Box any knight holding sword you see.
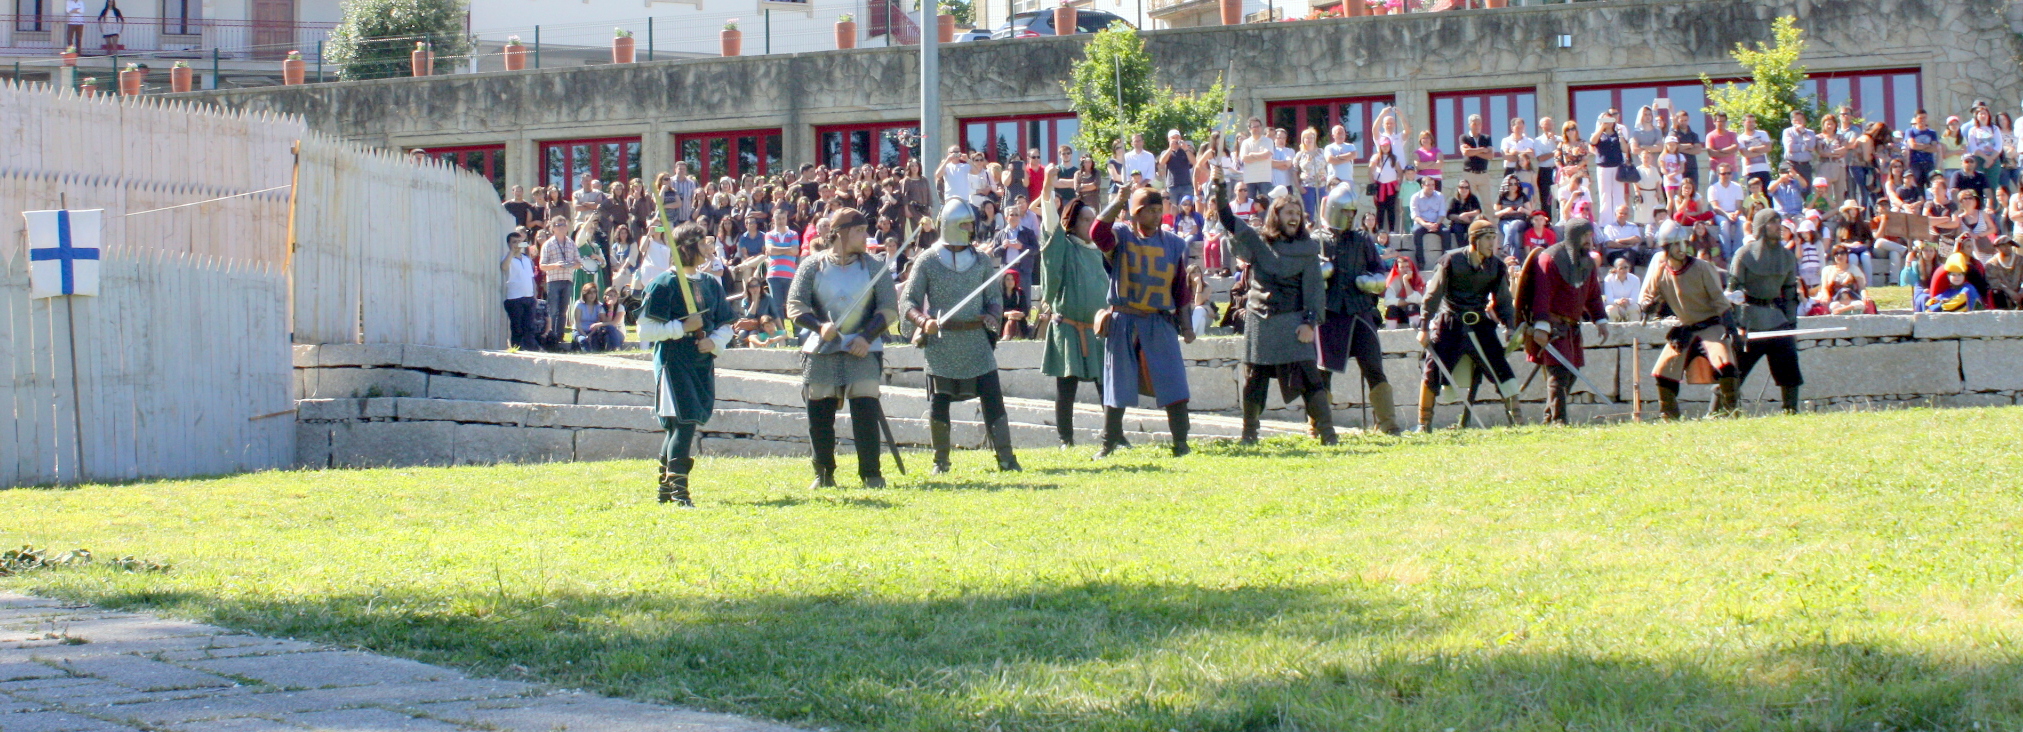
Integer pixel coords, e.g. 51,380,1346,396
786,208,901,489
1512,217,1611,425
1416,220,1523,431
1727,209,1806,415
902,197,1024,474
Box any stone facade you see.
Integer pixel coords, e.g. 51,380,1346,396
174,0,2018,187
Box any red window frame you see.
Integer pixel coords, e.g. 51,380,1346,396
412,144,505,197
1567,78,1744,137
958,113,1080,165
1802,68,1923,128
539,136,642,194
675,128,784,183
1430,87,1538,159
1264,95,1396,156
815,121,920,171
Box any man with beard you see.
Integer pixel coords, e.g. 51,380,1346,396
786,208,899,488
1316,183,1399,434
1417,220,1522,431
1212,172,1332,445
1513,218,1611,424
1639,219,1738,419
903,198,1021,474
1089,183,1196,458
1727,209,1804,414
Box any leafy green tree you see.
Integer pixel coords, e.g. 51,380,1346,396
940,0,973,27
1701,15,1828,166
325,0,472,81
1063,26,1227,163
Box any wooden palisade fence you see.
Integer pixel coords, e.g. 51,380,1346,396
0,80,510,486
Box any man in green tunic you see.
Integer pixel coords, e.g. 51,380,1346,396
636,222,736,506
1037,166,1107,446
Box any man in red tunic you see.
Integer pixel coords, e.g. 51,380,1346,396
1513,218,1610,424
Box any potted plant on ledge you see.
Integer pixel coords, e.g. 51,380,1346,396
835,13,856,49
410,41,433,76
170,60,192,92
281,50,305,85
721,19,741,57
504,35,526,70
119,62,143,95
936,3,956,42
612,27,635,63
1055,0,1076,35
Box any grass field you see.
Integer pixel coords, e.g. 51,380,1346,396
5,408,2022,731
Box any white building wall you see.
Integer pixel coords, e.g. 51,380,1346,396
465,0,904,57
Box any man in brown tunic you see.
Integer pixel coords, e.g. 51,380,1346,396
1638,227,1737,419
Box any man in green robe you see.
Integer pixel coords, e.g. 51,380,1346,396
636,222,736,506
1036,168,1107,446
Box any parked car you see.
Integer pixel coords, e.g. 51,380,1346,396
988,9,1133,39
954,26,993,42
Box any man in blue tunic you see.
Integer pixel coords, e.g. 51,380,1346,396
1089,184,1195,458
635,222,736,506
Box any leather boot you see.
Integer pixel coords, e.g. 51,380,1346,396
1304,391,1337,446
1781,385,1801,415
1054,381,1077,447
849,397,887,488
664,458,694,507
1368,381,1400,435
1166,402,1191,457
656,469,677,504
1657,382,1682,420
1095,407,1130,459
988,418,1021,472
1238,397,1263,445
808,399,839,488
1415,383,1438,433
1711,377,1740,418
929,420,953,474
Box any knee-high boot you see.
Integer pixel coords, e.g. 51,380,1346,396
1656,378,1682,420
1165,401,1191,457
807,399,839,488
1367,381,1399,435
1710,377,1739,418
1416,382,1438,433
1303,390,1337,445
1095,406,1129,459
1239,371,1268,445
988,417,1021,472
1781,385,1801,415
663,458,694,507
929,419,953,474
1054,378,1078,447
848,397,887,488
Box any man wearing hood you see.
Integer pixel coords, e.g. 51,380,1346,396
1513,218,1610,424
1213,169,1333,444
1728,209,1805,414
1639,215,1738,419
903,198,1020,474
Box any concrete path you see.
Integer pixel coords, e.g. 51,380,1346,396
0,593,793,732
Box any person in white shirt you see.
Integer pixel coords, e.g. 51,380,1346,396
64,0,86,51
934,146,973,203
1122,133,1159,186
1600,257,1643,322
1407,178,1450,266
1270,128,1297,191
1780,109,1818,182
501,231,541,351
1598,203,1647,266
1738,113,1774,191
1324,124,1359,190
1533,116,1560,219
1238,116,1277,199
1500,117,1534,192
1705,162,1747,260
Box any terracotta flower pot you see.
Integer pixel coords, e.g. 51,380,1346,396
119,68,142,95
281,57,305,85
1054,5,1076,35
61,51,78,66
835,20,857,49
503,44,526,70
79,78,97,95
170,65,192,92
410,48,432,76
936,14,954,42
1219,0,1241,24
720,29,742,57
1372,4,1388,14
1484,0,1505,6
611,35,635,63
1344,0,1363,16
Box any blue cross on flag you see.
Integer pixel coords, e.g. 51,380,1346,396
23,209,103,299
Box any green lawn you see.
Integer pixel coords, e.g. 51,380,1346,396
5,409,2023,731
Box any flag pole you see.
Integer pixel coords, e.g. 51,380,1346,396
59,192,86,483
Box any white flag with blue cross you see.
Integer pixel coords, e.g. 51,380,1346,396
23,209,103,299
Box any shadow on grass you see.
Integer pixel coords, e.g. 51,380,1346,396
1028,463,1167,475
897,478,1063,492
720,495,900,509
70,581,2023,732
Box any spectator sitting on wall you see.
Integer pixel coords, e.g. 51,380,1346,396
1601,256,1642,322
572,283,621,352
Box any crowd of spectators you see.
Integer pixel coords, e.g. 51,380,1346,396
497,98,2023,351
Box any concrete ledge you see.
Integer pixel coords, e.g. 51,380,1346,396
402,344,555,385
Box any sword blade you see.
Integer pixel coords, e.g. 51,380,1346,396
1463,329,1513,400
1425,349,1489,429
1744,326,1847,341
936,248,1029,322
876,409,906,475
1538,340,1620,406
802,253,901,354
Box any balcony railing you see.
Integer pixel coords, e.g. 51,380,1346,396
3,15,337,60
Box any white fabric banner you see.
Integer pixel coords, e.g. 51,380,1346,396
24,209,104,299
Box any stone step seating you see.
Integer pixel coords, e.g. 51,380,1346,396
293,344,1306,468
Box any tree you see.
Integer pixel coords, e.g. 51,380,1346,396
325,0,472,81
1701,15,1827,167
940,0,973,27
1062,26,1227,163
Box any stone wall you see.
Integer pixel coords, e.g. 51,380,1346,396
173,0,2017,188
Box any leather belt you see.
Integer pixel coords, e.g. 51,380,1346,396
1057,316,1095,357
